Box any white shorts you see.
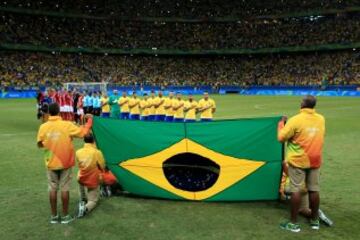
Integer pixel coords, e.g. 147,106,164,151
60,106,66,112
77,108,84,115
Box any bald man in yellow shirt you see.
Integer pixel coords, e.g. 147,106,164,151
184,94,198,122
172,93,185,122
198,92,216,121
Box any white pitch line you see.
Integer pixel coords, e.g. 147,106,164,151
0,131,35,137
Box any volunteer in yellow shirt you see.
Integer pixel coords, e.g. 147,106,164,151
37,103,93,224
118,91,130,120
172,93,185,122
164,91,175,122
140,93,150,121
100,92,110,118
154,91,166,121
129,92,141,120
76,133,105,218
184,94,198,122
198,92,216,121
277,95,325,232
148,90,156,121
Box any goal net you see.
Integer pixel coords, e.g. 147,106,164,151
63,82,108,93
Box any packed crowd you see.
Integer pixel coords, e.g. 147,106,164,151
1,51,358,91
1,12,359,49
2,0,359,18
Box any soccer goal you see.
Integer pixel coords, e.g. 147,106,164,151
63,82,108,93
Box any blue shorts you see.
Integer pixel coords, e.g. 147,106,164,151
141,116,149,121
120,112,130,120
148,115,155,121
173,118,184,122
165,116,174,122
155,115,166,121
130,114,140,120
184,119,196,123
201,118,213,122
101,112,110,118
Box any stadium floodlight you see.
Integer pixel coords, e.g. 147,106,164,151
63,82,108,93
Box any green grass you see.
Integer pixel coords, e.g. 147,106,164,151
0,95,360,240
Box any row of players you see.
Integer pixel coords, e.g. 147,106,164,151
38,89,216,122
95,90,216,122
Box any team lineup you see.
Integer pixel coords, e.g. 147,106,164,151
38,89,216,123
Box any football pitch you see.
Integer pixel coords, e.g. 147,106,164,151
0,95,359,240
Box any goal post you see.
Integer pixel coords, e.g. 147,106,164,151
63,82,108,93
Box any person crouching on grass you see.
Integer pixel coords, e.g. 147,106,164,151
76,133,105,218
37,103,93,224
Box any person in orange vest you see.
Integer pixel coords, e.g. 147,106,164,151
76,133,105,218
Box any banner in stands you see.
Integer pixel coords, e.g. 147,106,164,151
92,117,283,201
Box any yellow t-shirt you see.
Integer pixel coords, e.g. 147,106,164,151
148,97,156,116
278,108,325,169
184,100,198,120
100,97,110,113
165,97,175,117
140,99,150,117
154,96,166,115
76,143,105,188
198,98,216,119
129,97,141,115
118,97,130,113
172,99,185,119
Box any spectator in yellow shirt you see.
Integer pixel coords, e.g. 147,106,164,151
164,91,175,122
278,95,325,232
129,91,141,120
172,93,185,122
184,94,198,122
118,91,130,120
154,91,166,121
198,92,216,121
140,93,150,121
37,103,93,224
76,133,105,218
100,92,110,118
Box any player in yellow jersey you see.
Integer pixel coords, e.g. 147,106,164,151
118,91,130,119
140,93,150,121
100,92,110,118
154,91,166,121
164,91,175,122
128,91,141,120
172,92,185,122
198,92,216,121
184,94,198,122
148,90,156,121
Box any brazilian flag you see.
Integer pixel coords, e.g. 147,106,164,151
92,117,283,201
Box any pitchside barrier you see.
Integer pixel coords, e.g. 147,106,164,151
92,116,283,201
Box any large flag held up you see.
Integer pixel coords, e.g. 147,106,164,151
92,117,283,201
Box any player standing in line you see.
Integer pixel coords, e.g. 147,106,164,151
184,94,198,122
154,91,166,121
108,90,120,118
76,133,105,218
92,92,101,117
164,91,175,122
128,92,141,120
76,92,85,125
172,93,185,122
100,92,110,118
140,93,150,121
198,92,216,121
118,91,130,119
147,90,156,121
